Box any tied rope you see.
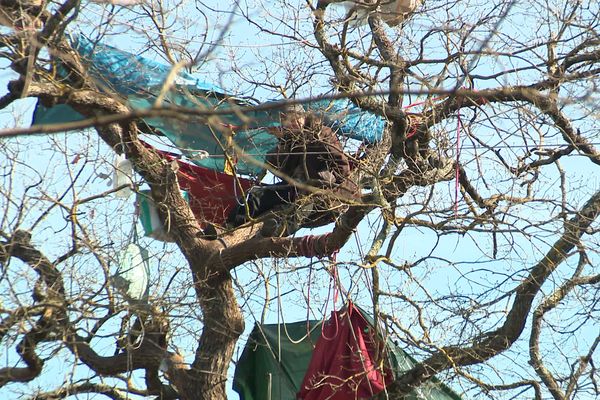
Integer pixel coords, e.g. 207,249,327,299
403,95,445,139
401,96,469,215
297,233,334,258
321,253,341,341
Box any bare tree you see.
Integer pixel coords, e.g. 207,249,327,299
0,0,599,399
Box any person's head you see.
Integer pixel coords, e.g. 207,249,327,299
279,103,306,131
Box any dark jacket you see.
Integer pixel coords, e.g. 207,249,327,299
266,116,358,199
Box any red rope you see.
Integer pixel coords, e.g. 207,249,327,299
403,96,446,140
405,114,420,139
331,263,339,306
403,95,446,110
298,234,334,258
297,235,312,257
306,264,313,337
321,264,340,340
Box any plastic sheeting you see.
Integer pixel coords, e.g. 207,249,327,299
111,243,150,301
233,305,463,400
306,98,385,143
113,154,133,198
32,35,386,176
32,34,278,175
137,189,190,242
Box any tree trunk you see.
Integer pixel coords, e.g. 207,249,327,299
177,269,244,400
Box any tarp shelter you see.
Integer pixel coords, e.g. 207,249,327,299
32,35,386,176
234,306,463,400
234,320,322,400
32,34,278,176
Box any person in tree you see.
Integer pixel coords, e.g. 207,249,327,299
227,104,358,236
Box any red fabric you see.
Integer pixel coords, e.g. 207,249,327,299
151,146,255,226
298,303,394,400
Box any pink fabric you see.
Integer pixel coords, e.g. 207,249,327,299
298,303,394,400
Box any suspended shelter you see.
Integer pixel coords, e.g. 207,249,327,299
32,34,277,175
32,35,386,177
234,303,463,400
31,35,388,238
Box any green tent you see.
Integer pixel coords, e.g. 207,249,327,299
233,318,463,400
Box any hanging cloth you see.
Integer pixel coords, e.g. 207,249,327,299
145,144,256,227
137,189,190,241
297,302,394,400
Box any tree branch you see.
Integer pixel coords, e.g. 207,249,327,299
27,383,130,400
386,188,600,397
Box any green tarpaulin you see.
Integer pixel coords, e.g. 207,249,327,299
234,318,463,400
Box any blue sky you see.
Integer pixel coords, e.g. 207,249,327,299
1,1,599,399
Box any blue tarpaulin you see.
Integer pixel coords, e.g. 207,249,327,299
306,98,385,143
32,35,386,176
